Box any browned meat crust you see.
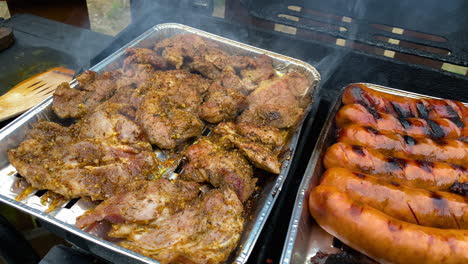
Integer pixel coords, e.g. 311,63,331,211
199,83,246,123
181,138,256,202
76,179,200,228
8,104,157,200
238,71,311,128
116,188,244,264
214,122,286,174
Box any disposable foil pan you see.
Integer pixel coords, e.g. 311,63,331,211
0,23,321,264
280,83,468,264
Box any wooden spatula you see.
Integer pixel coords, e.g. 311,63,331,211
0,67,75,121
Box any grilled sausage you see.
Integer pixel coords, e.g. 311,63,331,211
323,142,468,191
320,168,468,229
336,104,465,139
338,124,468,167
342,83,468,121
309,185,468,264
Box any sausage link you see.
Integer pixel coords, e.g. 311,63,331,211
337,124,468,167
320,168,468,229
342,83,468,121
336,104,464,139
323,142,468,191
309,185,468,264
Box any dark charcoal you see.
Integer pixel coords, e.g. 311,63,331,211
449,181,468,196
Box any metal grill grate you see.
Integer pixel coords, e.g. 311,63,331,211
240,0,468,75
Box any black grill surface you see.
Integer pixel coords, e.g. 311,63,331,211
240,0,468,66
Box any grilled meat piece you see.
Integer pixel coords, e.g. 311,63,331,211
155,34,223,69
8,104,157,200
235,122,287,148
137,99,204,149
240,54,275,91
238,72,310,128
181,138,256,202
76,179,200,229
155,34,274,93
52,71,118,119
214,122,285,174
219,67,249,94
199,83,246,123
115,188,244,264
123,48,167,69
135,71,209,149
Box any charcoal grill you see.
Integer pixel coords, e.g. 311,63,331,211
2,0,468,263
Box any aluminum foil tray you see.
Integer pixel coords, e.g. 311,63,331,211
281,83,468,264
0,23,321,264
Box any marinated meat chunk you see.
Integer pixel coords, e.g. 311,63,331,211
155,34,267,86
240,54,275,91
123,48,167,69
220,67,249,94
52,71,118,119
135,70,210,149
239,104,304,128
214,122,284,174
210,55,254,71
199,83,246,123
115,188,244,264
119,64,157,88
75,70,96,86
155,34,222,69
181,138,256,202
235,122,287,148
8,104,157,200
150,70,210,112
238,72,311,128
76,179,200,228
137,100,204,149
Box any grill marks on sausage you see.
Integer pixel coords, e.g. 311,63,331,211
390,181,400,187
427,119,446,139
351,145,365,157
391,101,413,118
450,117,464,128
414,160,434,173
365,106,381,120
387,221,403,232
449,181,468,196
444,104,459,119
365,126,380,135
386,157,407,171
353,172,366,179
403,135,416,146
416,102,430,119
450,212,461,229
406,202,420,225
398,118,412,130
430,192,448,212
351,86,369,107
